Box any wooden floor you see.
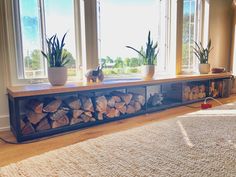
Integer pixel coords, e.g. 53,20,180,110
1,95,236,167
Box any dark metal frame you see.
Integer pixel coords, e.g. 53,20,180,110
8,77,231,142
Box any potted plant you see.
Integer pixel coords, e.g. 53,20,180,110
41,33,70,86
192,39,213,74
126,31,159,80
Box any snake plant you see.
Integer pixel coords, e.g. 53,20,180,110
192,39,213,64
41,33,70,67
126,31,159,65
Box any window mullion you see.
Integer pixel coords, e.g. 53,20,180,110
13,0,25,79
38,0,47,76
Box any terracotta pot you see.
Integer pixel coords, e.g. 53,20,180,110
142,65,155,80
199,63,210,74
48,67,67,86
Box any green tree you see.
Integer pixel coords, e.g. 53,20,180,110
63,49,75,68
24,55,32,69
124,57,131,67
114,57,124,68
105,56,114,63
31,50,41,70
129,57,140,67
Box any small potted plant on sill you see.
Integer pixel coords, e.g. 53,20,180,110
193,39,213,74
126,31,159,80
41,33,70,86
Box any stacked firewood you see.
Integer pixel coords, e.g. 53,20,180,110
69,96,96,125
21,96,96,135
183,84,206,101
95,91,145,120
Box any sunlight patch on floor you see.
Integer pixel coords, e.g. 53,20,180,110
179,109,236,118
228,140,236,148
177,120,194,148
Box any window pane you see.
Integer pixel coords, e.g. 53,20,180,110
44,0,76,78
97,0,168,78
19,0,45,79
182,0,198,72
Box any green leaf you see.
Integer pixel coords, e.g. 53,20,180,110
126,46,146,59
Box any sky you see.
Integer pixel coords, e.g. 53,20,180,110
20,0,76,57
98,0,160,59
19,0,194,60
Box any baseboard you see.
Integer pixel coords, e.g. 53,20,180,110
0,115,10,131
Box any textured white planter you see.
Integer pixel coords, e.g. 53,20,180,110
48,67,67,86
199,63,210,74
142,65,155,80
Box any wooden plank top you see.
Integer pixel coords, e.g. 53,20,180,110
7,72,232,98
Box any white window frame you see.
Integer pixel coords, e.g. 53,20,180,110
12,0,85,83
9,0,209,85
95,0,173,78
157,0,172,75
181,0,203,74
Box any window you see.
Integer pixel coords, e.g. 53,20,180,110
182,0,201,73
11,0,207,82
14,0,77,79
97,0,170,78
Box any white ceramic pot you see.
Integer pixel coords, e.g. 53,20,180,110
142,65,155,80
48,67,67,86
199,63,210,74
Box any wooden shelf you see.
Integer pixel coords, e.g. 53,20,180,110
7,72,232,98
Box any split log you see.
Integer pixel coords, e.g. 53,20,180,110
98,112,104,120
65,97,82,110
134,101,142,112
106,107,120,118
27,99,43,113
111,91,132,105
27,111,47,125
80,114,92,123
95,96,107,113
131,93,145,106
117,105,127,114
129,100,142,111
84,111,93,117
52,114,69,128
22,122,35,135
20,120,25,129
113,96,121,103
115,102,125,109
80,96,94,112
126,105,136,114
106,96,116,107
90,117,96,122
36,118,51,131
70,117,84,125
43,99,62,113
50,109,68,121
73,109,84,118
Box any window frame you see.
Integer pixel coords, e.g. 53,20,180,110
181,0,205,74
12,0,84,83
96,0,173,78
8,0,209,85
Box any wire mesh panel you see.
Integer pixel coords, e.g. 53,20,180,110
18,92,96,136
94,87,146,121
147,83,182,112
182,80,208,103
209,79,223,98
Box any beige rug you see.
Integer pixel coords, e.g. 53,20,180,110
1,103,236,177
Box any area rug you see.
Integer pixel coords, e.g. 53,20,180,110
1,103,236,177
